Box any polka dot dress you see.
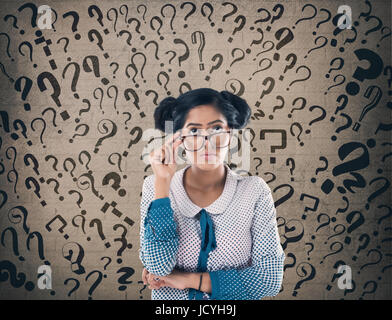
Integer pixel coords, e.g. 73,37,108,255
139,163,286,300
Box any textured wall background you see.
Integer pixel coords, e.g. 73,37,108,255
0,0,391,300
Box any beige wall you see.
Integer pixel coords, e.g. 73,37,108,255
0,0,390,299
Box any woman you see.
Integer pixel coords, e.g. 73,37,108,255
139,88,285,300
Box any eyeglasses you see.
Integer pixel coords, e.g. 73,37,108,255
180,130,231,151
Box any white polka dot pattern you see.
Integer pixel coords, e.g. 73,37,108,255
140,197,179,276
139,163,286,300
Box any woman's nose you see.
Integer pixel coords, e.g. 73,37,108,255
204,137,211,150
204,138,216,153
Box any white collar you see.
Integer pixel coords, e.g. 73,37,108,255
171,163,245,218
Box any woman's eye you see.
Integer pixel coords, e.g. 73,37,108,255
189,128,199,134
206,126,223,135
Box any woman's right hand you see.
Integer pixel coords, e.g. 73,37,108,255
149,130,183,182
142,267,165,290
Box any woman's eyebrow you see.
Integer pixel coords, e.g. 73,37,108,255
185,119,224,127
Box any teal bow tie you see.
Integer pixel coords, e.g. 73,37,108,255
189,209,217,300
198,209,217,259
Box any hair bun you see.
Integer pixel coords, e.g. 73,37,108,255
220,90,251,128
153,96,177,132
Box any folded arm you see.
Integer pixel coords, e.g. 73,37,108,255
139,176,179,276
207,179,286,300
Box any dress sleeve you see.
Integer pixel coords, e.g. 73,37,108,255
139,175,179,276
208,178,286,300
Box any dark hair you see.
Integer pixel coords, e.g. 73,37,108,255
153,88,251,133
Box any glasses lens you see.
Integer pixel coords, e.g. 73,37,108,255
210,132,230,148
183,132,230,151
184,135,204,151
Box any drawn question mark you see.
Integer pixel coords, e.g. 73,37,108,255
180,2,196,28
377,26,392,48
63,11,81,40
14,76,33,111
358,249,382,274
292,262,316,296
62,61,81,99
117,266,134,291
320,140,372,195
227,15,246,43
4,14,24,34
101,256,112,271
64,278,80,297
69,123,89,143
325,57,344,79
161,4,176,35
27,231,50,266
94,119,117,153
110,62,119,78
320,241,343,264
62,242,86,275
7,205,30,235
305,105,326,134
191,31,205,71
292,4,317,29
88,218,110,248
1,226,25,261
360,281,377,300
137,280,147,299
254,157,262,174
107,7,119,33
113,224,132,264
286,158,295,181
304,36,328,59
352,233,370,261
311,156,328,184
18,41,36,68
0,260,34,291
201,2,214,27
305,243,314,260
37,71,62,107
0,32,14,61
205,53,223,81
85,270,104,300
287,65,311,91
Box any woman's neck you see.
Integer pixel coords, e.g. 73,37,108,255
184,164,227,192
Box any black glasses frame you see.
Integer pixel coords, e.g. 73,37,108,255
180,130,232,151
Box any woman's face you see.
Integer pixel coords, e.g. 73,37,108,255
180,105,232,170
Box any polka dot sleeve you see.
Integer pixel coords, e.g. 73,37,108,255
139,175,179,276
208,179,286,300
